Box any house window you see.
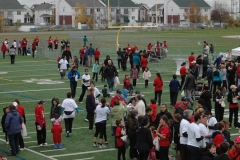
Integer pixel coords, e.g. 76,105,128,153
132,16,135,20
90,9,94,14
205,9,208,12
116,9,120,14
171,9,173,12
132,8,135,12
63,8,65,12
97,8,100,12
124,9,128,14
8,11,12,15
111,8,115,12
17,11,21,15
16,19,21,23
97,17,100,20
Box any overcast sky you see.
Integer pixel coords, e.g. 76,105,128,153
18,0,229,8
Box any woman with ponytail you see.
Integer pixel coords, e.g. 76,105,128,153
153,72,163,106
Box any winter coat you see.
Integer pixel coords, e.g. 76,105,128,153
51,125,62,144
123,78,131,89
86,94,96,113
68,70,80,82
92,64,99,73
153,77,163,91
117,50,122,60
202,57,209,68
135,127,153,151
50,105,62,119
121,89,129,103
200,90,212,110
9,48,16,55
182,73,195,90
206,68,213,80
127,114,138,135
169,79,180,92
109,105,128,126
154,111,173,128
87,46,95,56
212,70,222,82
5,109,22,135
1,44,7,52
228,146,240,160
131,68,138,79
133,55,140,65
141,57,148,68
104,64,117,78
142,71,151,80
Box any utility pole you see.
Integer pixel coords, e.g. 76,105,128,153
93,0,95,40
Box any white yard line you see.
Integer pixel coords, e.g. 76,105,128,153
75,157,94,160
23,137,31,139
40,148,66,153
28,144,53,148
50,148,116,158
24,141,37,144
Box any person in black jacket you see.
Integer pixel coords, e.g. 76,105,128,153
200,86,212,114
175,97,193,117
227,61,237,91
202,54,209,78
103,55,113,66
222,120,234,148
213,87,224,121
62,47,72,70
50,98,62,119
121,49,128,71
135,117,153,160
215,142,232,160
86,88,96,130
104,60,117,92
117,48,122,69
143,107,153,127
1,107,9,144
173,113,182,160
201,143,217,160
154,103,173,128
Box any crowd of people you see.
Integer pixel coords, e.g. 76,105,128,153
2,37,240,160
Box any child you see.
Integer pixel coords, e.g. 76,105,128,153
150,99,157,122
72,56,79,69
27,47,31,55
142,67,151,88
102,85,110,98
115,119,126,160
99,63,106,82
123,75,130,89
1,107,9,144
51,119,63,149
130,65,138,88
92,61,99,82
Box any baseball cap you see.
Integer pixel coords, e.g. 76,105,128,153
13,102,18,107
135,90,141,94
116,89,122,94
235,136,240,144
130,109,138,116
181,97,189,101
230,85,237,89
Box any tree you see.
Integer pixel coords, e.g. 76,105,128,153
74,3,93,29
0,14,5,32
211,3,229,26
184,3,202,23
202,15,210,25
50,9,55,24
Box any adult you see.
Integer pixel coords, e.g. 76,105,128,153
129,50,134,70
153,72,163,106
187,113,203,160
196,55,202,78
202,54,209,78
227,85,239,129
9,45,16,64
221,64,227,90
35,100,47,147
61,39,66,52
190,61,198,80
127,109,138,160
68,66,80,99
228,60,237,90
62,92,79,137
104,60,117,92
87,43,95,67
94,47,100,63
210,44,214,60
154,103,173,128
212,122,225,154
104,55,113,66
169,74,180,107
182,68,196,106
34,36,40,47
14,99,26,150
212,66,222,93
179,62,187,90
222,120,234,148
117,48,122,69
62,47,72,70
54,37,59,51
79,46,85,65
188,52,195,69
1,42,7,59
179,110,193,160
213,55,223,68
201,143,217,160
110,90,127,107
32,42,36,58
133,52,140,72
135,94,145,117
17,40,22,55
126,44,132,55
175,97,193,116
78,69,90,103
155,41,161,57
206,65,213,91
93,98,110,148
173,114,182,160
48,36,53,51
86,88,96,131
128,91,147,107
205,110,217,136
21,38,27,56
121,49,128,71
156,115,171,160
58,55,68,80
4,104,22,156
140,55,148,72
199,114,210,148
228,137,240,160
12,40,17,49
110,100,128,148
50,98,62,119
200,86,213,114
213,87,225,120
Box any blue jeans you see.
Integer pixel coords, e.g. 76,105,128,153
8,132,20,155
107,77,114,91
184,89,194,105
2,51,5,58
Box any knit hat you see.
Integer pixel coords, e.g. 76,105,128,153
130,109,138,116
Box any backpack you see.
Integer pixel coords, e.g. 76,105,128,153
213,70,219,77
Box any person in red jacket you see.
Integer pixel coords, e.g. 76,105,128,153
147,43,153,56
155,41,161,57
123,75,131,89
32,42,36,58
110,90,127,107
34,36,40,47
51,119,62,149
48,36,53,51
115,119,126,160
133,44,138,53
79,46,85,65
153,72,163,106
1,42,7,58
35,100,47,147
156,115,170,160
188,52,195,69
94,48,100,63
141,55,148,72
179,62,187,90
21,38,27,56
228,136,240,160
150,99,157,122
54,37,59,51
126,44,132,55
212,122,225,155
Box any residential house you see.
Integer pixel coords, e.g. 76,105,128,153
163,0,211,25
22,5,33,23
150,4,164,25
34,2,54,25
0,0,25,25
135,3,152,25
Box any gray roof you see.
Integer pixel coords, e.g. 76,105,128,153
65,0,105,7
40,14,51,17
0,0,24,10
31,4,40,9
101,0,138,7
34,3,53,10
151,4,163,10
172,0,211,8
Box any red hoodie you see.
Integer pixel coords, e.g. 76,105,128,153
123,78,130,89
35,106,46,127
1,44,7,52
150,104,157,122
94,49,100,59
141,57,148,68
153,77,163,91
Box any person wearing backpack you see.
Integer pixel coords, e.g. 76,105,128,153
212,66,222,94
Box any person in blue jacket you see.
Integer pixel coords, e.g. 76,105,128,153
133,53,140,73
68,65,80,99
169,74,180,107
121,89,129,103
5,104,22,156
212,66,222,93
214,55,223,68
83,35,88,45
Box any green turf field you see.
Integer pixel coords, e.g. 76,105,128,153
0,28,240,160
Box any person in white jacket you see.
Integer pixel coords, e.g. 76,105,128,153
135,94,145,117
142,67,151,88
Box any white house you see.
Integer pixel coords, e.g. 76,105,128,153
0,0,25,25
34,2,54,25
22,5,33,23
163,0,211,25
150,4,164,24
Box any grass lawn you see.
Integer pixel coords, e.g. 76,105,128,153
0,28,240,160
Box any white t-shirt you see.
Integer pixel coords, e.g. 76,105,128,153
13,42,17,48
82,74,90,86
59,59,68,70
187,122,201,148
135,100,145,117
95,104,110,123
199,123,209,143
208,117,217,135
180,119,190,145
62,98,78,118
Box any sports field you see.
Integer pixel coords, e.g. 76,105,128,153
0,28,240,160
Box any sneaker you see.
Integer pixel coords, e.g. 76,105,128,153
236,127,239,129
99,144,106,148
20,148,24,151
66,131,70,137
43,143,48,145
85,119,89,122
105,141,108,145
39,144,43,147
6,141,9,145
80,102,83,104
93,143,98,147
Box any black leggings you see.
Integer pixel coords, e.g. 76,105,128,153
79,84,89,102
118,145,126,160
64,118,74,133
94,122,106,139
155,90,162,105
19,134,24,148
229,107,239,128
180,75,185,90
35,124,46,145
70,81,77,98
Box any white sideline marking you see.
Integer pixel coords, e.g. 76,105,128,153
0,137,57,160
24,141,37,143
23,136,31,139
75,157,94,160
0,135,4,137
50,148,116,158
231,133,240,136
28,144,53,148
40,148,66,153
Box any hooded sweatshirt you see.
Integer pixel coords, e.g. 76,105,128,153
5,109,22,135
121,89,129,102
